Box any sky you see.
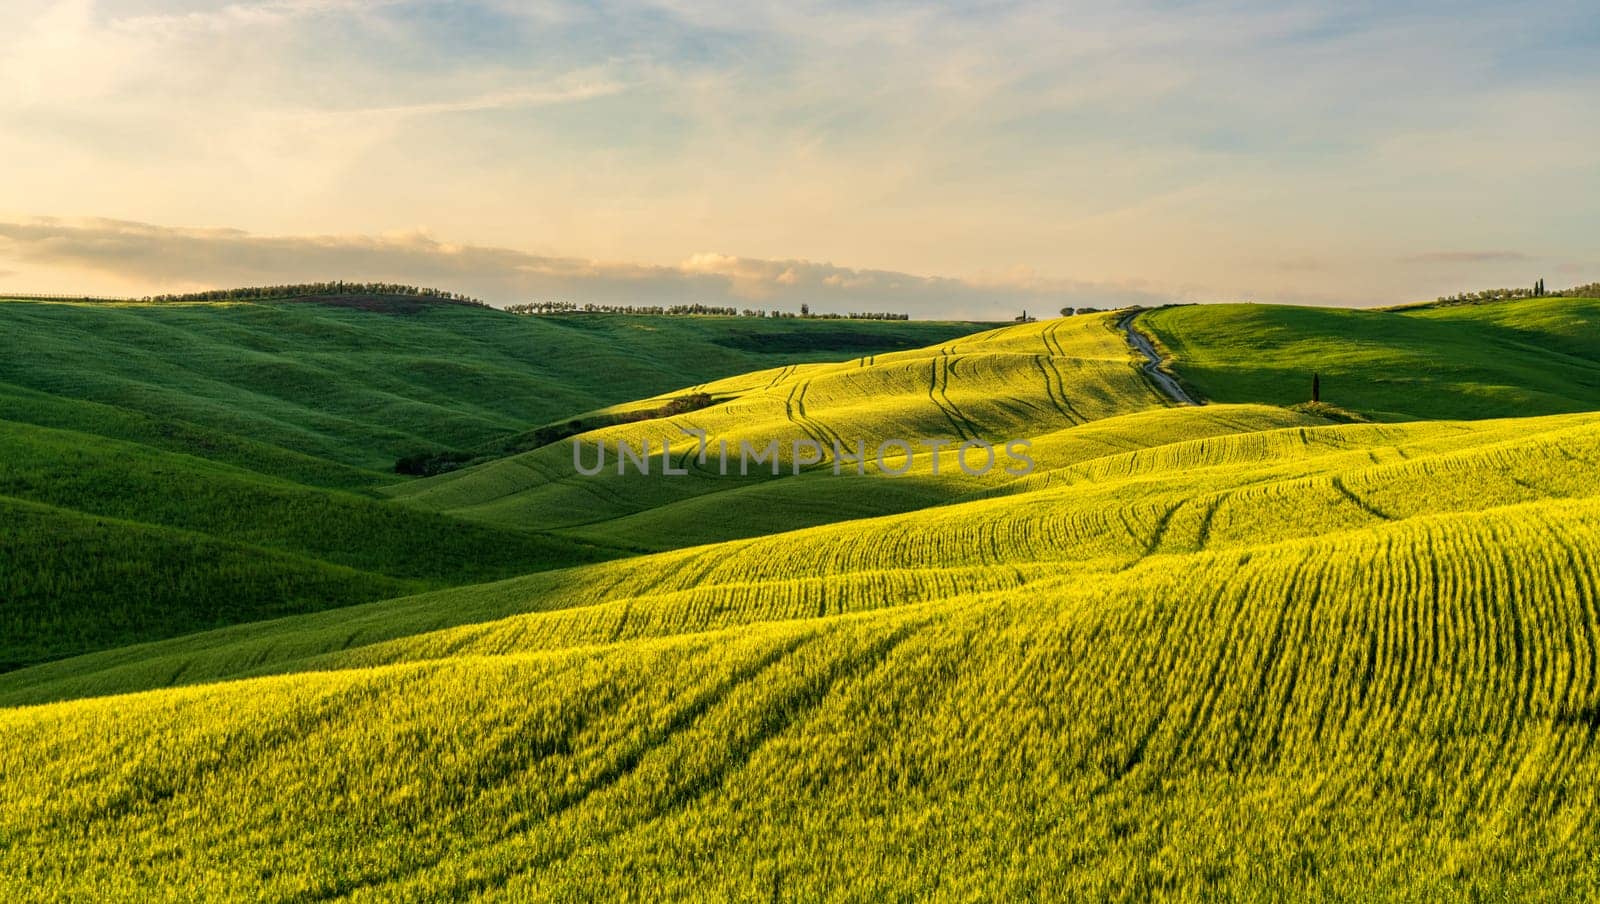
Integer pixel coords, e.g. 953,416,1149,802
0,0,1595,317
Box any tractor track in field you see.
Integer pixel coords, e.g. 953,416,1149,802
926,356,977,441
1034,321,1091,424
764,364,797,390
790,380,849,455
1118,312,1200,406
939,355,984,438
1035,355,1087,424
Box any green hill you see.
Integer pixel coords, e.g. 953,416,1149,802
3,294,1600,899
1137,297,1600,419
4,405,1600,899
384,313,1178,542
0,297,979,667
0,297,983,479
0,418,624,667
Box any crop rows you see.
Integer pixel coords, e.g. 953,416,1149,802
388,314,1171,531
6,301,1600,898
6,488,1600,899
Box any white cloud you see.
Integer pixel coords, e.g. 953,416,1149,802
0,217,1172,317
0,1,1594,307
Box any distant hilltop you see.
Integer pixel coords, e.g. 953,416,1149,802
1,282,490,308
1422,279,1600,308
504,301,910,320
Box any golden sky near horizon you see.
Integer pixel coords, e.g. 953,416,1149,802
1,0,1595,316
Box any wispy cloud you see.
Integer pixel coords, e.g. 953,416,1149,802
0,217,1168,317
0,1,1595,308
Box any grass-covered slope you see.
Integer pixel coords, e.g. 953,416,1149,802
0,298,979,667
0,419,622,667
386,313,1175,542
0,420,613,579
8,405,1597,704
0,496,417,671
5,295,1600,899
1139,297,1600,419
3,406,1600,899
0,298,984,476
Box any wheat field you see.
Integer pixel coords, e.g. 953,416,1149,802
4,298,1600,900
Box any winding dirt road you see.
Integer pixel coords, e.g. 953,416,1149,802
1118,312,1200,406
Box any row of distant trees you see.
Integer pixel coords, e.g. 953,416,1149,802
1435,279,1599,305
140,282,489,305
504,301,909,320
504,301,740,316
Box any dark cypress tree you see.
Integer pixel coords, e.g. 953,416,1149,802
1312,372,1321,403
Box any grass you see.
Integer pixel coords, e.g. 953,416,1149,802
4,407,1600,898
0,298,985,475
9,405,1598,702
0,419,626,667
385,313,1177,541
1138,297,1600,419
2,294,1600,899
0,496,416,670
0,297,977,667
0,419,614,578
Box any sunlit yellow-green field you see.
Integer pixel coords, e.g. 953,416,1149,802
4,296,1600,900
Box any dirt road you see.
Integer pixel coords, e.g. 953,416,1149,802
1118,312,1200,406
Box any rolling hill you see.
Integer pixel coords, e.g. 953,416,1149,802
2,294,1598,899
1137,297,1600,419
0,297,982,479
382,312,1179,542
0,296,980,666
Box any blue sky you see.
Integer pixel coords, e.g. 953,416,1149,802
0,0,1594,315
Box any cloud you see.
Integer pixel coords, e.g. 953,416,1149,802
1,2,1592,310
0,217,1168,318
1401,250,1533,264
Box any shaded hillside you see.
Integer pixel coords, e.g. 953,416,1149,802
1138,297,1600,420
0,419,620,668
386,313,1176,539
0,298,986,667
3,407,1600,899
4,295,1600,899
0,298,986,479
